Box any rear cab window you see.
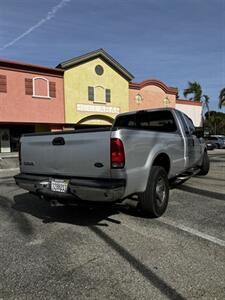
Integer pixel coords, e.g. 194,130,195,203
113,110,178,133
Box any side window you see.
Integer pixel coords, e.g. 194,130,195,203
184,114,195,135
178,111,189,135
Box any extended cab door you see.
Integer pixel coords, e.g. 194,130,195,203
182,114,201,167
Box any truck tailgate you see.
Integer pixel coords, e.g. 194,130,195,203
20,130,111,178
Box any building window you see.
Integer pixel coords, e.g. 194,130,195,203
88,86,94,101
88,86,111,103
95,65,104,76
33,77,49,98
0,75,7,93
95,86,105,103
105,89,111,102
25,77,56,98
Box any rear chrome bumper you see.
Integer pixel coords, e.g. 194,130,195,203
14,173,126,202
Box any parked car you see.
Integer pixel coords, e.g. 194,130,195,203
205,136,224,149
204,139,215,150
221,137,225,149
15,108,209,218
211,135,225,149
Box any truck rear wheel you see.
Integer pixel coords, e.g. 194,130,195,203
139,166,169,218
198,151,210,175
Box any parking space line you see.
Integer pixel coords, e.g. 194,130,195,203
160,218,225,247
119,215,225,248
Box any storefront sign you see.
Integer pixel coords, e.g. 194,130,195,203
77,104,120,114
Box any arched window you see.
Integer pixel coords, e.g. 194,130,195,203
88,86,111,103
33,77,49,98
95,85,105,103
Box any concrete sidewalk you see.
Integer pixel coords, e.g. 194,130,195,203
0,152,18,158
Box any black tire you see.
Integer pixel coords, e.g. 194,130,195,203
199,151,210,175
139,166,169,218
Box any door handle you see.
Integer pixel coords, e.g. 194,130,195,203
52,137,65,146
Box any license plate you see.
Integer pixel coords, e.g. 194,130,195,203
51,179,68,193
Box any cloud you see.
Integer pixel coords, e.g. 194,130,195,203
0,0,71,51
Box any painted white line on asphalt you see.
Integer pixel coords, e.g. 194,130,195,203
120,215,225,248
160,217,225,247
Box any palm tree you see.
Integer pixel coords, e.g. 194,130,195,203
219,88,225,108
184,81,210,125
202,94,210,117
183,81,202,102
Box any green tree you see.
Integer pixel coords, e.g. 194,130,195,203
219,88,225,108
183,81,202,102
204,111,225,135
202,94,210,117
183,81,210,120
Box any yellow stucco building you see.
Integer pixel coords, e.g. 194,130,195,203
57,49,134,127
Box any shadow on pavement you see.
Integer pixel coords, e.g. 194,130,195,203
11,194,186,299
11,191,188,299
13,192,121,227
195,175,225,182
91,226,186,300
178,185,225,201
0,195,33,236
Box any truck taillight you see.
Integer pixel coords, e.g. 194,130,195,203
111,138,125,169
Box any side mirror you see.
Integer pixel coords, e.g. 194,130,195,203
194,127,204,138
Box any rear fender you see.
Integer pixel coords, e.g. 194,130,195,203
124,145,170,196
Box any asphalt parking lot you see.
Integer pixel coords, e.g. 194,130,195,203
0,150,225,300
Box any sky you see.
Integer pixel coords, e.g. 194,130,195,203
0,0,224,112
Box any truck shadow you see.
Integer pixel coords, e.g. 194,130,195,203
13,192,122,227
0,195,34,236
177,185,225,201
12,193,185,300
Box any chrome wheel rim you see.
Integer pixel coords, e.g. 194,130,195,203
156,177,166,206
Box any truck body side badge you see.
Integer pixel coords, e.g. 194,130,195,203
94,162,104,168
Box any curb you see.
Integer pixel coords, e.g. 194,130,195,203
0,168,19,172
0,154,18,159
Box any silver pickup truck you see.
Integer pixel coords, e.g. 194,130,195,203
15,108,209,217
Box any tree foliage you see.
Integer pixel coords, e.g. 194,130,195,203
183,81,210,117
183,81,202,102
219,88,225,108
204,111,225,135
